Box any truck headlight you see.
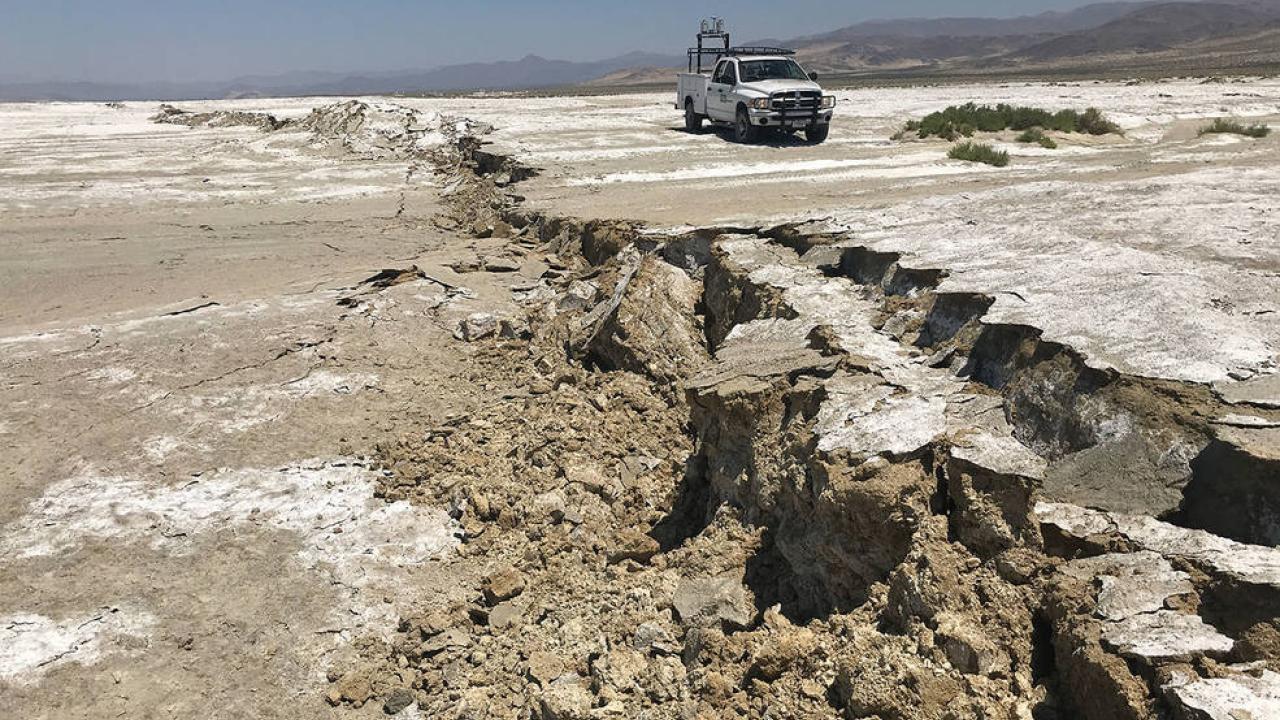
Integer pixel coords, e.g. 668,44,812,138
821,95,836,109
749,98,771,110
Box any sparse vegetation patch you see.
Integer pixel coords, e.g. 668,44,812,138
1077,107,1122,136
1199,118,1271,138
948,141,1010,167
1017,128,1058,149
901,103,1121,140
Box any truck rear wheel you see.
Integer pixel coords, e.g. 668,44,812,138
734,107,760,144
806,123,830,144
684,100,703,133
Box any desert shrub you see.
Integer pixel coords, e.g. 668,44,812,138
1016,128,1058,149
912,116,974,141
902,103,1121,140
1199,118,1271,138
1007,106,1056,131
1078,107,1122,135
1051,110,1080,132
948,141,1010,167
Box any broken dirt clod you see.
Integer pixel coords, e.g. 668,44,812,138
481,566,527,606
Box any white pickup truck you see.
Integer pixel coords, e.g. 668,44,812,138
677,49,835,144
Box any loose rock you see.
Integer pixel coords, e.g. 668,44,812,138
673,573,755,630
482,565,527,606
456,313,498,342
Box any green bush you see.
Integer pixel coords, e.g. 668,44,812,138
1199,118,1271,138
902,103,1121,140
948,142,1010,167
1016,128,1058,149
1052,110,1079,131
1078,108,1122,135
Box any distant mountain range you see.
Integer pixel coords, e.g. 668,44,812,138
1013,2,1275,60
4,1,1280,101
783,0,1280,74
226,52,684,97
790,1,1161,42
607,0,1280,81
0,51,686,101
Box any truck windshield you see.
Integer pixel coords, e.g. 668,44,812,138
739,60,809,82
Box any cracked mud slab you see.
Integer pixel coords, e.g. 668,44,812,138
416,81,1280,389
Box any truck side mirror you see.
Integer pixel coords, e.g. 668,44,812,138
809,72,819,81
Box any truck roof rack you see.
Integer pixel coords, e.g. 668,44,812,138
686,19,799,73
727,47,797,57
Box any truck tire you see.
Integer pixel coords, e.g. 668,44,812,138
806,123,830,144
734,107,760,144
684,99,703,133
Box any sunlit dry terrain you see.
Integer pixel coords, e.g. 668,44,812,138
1,79,1278,719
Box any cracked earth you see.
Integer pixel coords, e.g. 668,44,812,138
1,80,1279,719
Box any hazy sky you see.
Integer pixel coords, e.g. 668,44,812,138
3,0,1100,83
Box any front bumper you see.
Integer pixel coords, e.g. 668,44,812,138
748,108,833,127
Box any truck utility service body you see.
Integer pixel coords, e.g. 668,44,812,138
677,21,834,144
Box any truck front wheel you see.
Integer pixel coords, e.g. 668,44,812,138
734,107,760,144
684,100,704,133
806,123,830,144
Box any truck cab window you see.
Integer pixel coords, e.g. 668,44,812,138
714,62,736,85
739,60,809,82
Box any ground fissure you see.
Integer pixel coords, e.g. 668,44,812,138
311,103,1280,719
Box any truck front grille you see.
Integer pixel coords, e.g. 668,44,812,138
770,91,822,112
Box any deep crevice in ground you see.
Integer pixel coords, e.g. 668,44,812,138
244,100,1280,720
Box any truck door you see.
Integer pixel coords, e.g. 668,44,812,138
707,60,737,121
